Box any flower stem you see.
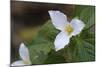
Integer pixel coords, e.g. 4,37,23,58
62,46,72,62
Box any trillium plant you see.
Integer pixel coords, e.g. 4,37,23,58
11,43,31,66
49,10,85,51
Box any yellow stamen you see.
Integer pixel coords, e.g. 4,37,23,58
65,24,73,35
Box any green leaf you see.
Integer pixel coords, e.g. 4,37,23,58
62,33,95,62
62,5,95,62
38,20,59,42
28,20,59,64
29,48,48,64
44,50,66,64
73,5,95,30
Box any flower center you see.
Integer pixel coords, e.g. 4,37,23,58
65,24,73,35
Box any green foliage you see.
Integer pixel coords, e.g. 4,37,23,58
28,21,59,64
28,5,95,64
73,5,95,30
63,5,95,62
44,50,66,64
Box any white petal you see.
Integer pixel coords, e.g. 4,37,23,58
11,60,25,66
19,43,30,62
70,18,85,36
54,32,70,51
48,10,68,30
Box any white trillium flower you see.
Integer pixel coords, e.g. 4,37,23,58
48,10,85,51
11,43,31,66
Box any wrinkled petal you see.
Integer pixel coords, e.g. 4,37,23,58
19,43,30,62
70,18,85,36
54,32,70,51
48,10,68,30
11,60,25,66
